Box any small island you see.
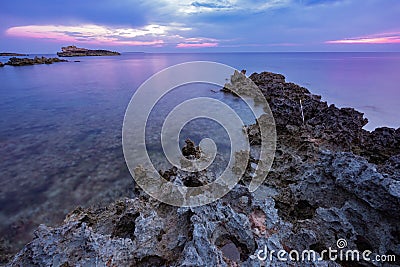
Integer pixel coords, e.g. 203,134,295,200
0,52,28,56
57,45,120,57
3,56,68,66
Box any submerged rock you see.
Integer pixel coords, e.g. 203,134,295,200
181,138,201,159
6,71,400,266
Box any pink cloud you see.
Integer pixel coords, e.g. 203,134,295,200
176,42,218,48
6,24,169,47
6,24,220,48
326,32,400,44
7,26,77,42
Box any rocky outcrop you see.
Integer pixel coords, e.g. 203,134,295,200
6,71,400,266
0,62,3,67
247,71,400,165
248,71,369,152
4,56,68,66
57,46,120,57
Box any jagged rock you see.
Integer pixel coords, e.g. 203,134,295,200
6,71,400,266
279,151,400,258
0,62,4,67
361,127,400,164
249,72,369,152
248,71,400,167
10,151,398,266
333,152,400,215
7,198,191,266
381,154,400,178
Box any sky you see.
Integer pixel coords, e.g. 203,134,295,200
1,0,400,53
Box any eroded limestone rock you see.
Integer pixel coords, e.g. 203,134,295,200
7,72,400,266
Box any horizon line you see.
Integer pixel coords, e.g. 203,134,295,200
2,50,400,55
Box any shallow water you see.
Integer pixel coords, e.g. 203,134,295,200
0,52,399,251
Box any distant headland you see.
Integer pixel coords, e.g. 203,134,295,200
57,46,120,57
0,52,28,56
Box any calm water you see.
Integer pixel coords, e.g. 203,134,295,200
1,52,400,251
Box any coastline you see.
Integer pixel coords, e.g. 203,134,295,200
4,70,399,266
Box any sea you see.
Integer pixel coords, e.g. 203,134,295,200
1,52,400,252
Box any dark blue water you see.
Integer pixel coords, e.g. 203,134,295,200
1,52,399,250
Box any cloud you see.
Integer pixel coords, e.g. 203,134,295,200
326,31,400,44
5,24,192,46
191,1,234,10
176,42,218,48
176,36,219,48
154,0,291,15
300,0,344,6
2,0,399,52
154,0,344,16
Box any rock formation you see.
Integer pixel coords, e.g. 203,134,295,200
57,46,120,57
5,71,400,266
4,56,68,66
181,139,202,159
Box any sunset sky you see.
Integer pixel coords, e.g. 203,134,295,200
1,0,400,53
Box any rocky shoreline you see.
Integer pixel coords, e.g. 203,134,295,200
4,71,399,266
57,45,120,57
2,56,68,66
